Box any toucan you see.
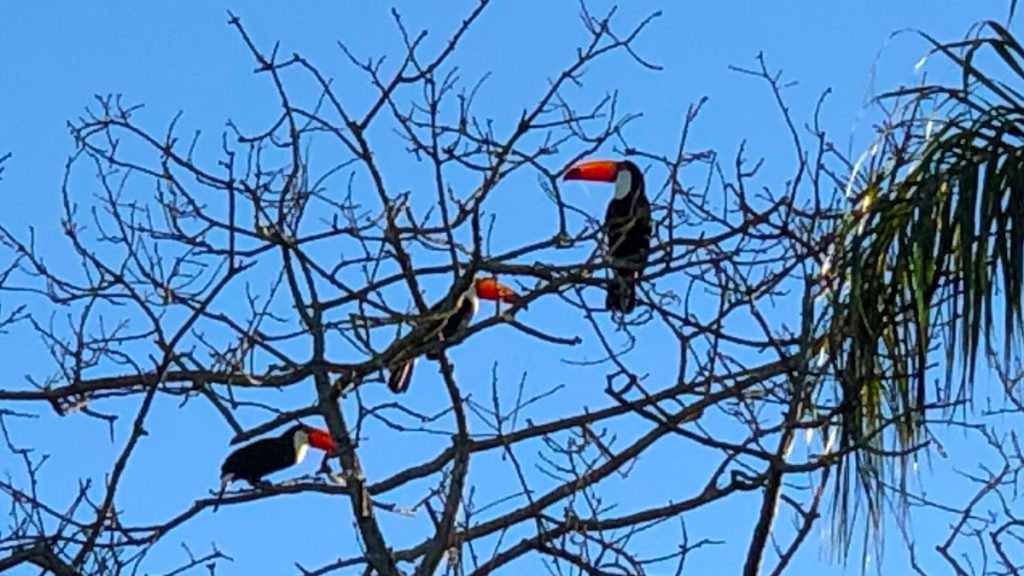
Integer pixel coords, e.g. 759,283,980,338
388,276,520,393
564,159,651,314
219,424,335,491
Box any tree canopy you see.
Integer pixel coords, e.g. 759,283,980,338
3,4,1024,576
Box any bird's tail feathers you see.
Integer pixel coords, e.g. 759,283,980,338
388,358,416,393
213,474,233,513
606,275,637,314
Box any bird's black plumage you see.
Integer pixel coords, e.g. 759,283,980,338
220,424,307,487
603,161,651,313
424,292,478,361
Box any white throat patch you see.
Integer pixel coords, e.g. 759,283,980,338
613,169,632,200
293,429,310,464
466,285,480,317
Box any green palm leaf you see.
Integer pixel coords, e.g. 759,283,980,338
825,20,1024,555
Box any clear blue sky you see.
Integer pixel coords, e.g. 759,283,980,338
0,2,1008,575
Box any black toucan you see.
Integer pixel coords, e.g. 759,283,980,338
219,424,335,492
388,277,520,393
564,159,651,314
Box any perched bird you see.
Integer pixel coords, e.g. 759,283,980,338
388,276,521,393
219,424,335,496
564,159,651,313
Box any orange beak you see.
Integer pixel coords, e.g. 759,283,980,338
305,427,336,452
474,277,520,304
563,159,619,183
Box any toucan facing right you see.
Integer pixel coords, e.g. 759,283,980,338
388,276,521,393
220,424,335,488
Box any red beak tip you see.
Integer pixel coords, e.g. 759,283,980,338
306,428,336,452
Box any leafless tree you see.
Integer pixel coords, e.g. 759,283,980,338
1,3,1002,575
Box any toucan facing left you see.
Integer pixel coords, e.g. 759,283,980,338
220,424,335,489
564,159,651,313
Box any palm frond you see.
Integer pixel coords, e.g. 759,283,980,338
824,20,1024,554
